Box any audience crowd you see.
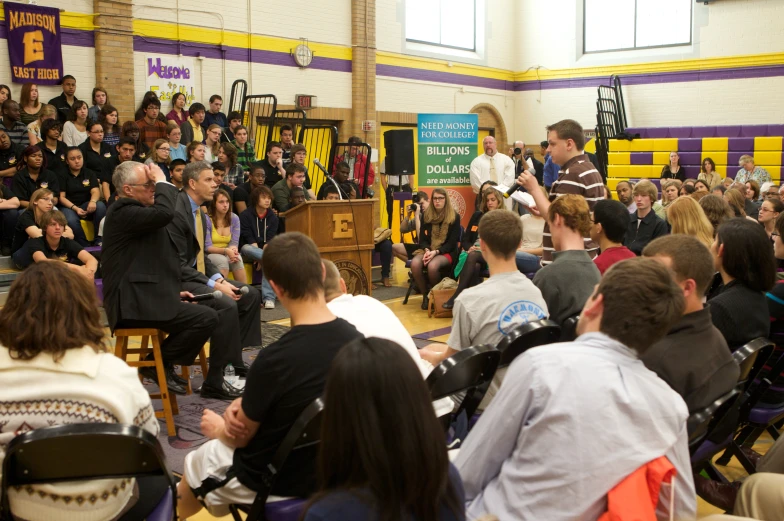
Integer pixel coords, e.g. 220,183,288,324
2,77,784,521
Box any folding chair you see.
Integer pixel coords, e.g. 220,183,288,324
229,398,324,521
495,319,561,368
690,384,744,483
425,344,500,432
688,387,741,456
1,424,176,521
560,314,580,342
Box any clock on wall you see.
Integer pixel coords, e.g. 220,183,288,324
292,41,314,68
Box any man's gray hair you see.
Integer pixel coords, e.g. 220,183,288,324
183,160,212,189
113,161,144,193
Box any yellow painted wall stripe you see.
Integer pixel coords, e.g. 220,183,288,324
0,10,96,31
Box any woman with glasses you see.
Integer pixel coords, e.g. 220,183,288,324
78,121,113,175
11,187,73,263
410,188,461,310
167,122,187,161
145,139,172,182
120,121,149,161
759,198,784,241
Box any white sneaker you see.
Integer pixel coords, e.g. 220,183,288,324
264,300,275,309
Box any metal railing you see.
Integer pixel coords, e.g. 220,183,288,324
240,94,277,160
298,125,338,196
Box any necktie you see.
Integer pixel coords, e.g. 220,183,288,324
489,156,497,183
195,207,206,274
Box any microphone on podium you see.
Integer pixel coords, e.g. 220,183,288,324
182,291,223,302
314,159,344,200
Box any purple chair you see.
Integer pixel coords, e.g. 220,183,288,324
0,423,177,521
229,398,324,521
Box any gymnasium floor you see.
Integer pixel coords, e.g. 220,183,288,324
186,257,774,520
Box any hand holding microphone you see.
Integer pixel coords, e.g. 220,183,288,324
181,290,223,302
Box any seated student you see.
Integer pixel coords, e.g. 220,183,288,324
641,235,739,412
166,92,188,127
514,189,546,274
217,142,244,188
120,121,149,162
455,258,695,521
232,125,255,171
204,124,222,163
203,95,227,129
667,196,716,248
14,210,97,279
700,194,734,236
133,91,167,123
0,129,22,184
533,194,601,324
392,191,430,262
186,140,206,164
10,188,73,262
708,218,776,350
205,188,245,283
410,187,461,310
258,141,287,188
0,262,160,521
301,337,465,521
590,199,635,275
316,161,351,200
222,111,242,143
166,121,187,161
57,147,105,246
62,100,89,147
443,186,504,309
180,102,206,145
289,143,313,194
99,104,121,149
169,158,186,190
272,163,311,213
419,210,548,409
625,179,669,255
176,232,363,519
321,184,341,201
0,180,20,255
12,145,60,208
239,185,279,308
144,138,172,182
289,186,305,209
233,163,266,213
78,120,113,176
209,161,234,201
136,98,167,150
100,137,136,201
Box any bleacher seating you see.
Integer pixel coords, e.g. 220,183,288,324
605,125,784,197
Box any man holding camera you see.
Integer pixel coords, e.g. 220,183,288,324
392,191,429,262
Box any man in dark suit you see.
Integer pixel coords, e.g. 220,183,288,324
102,161,219,395
524,148,544,186
168,160,262,400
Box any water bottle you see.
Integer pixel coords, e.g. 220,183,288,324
224,363,236,386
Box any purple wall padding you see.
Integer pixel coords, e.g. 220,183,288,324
679,152,702,165
716,126,742,137
691,127,717,138
630,152,653,165
769,125,784,136
728,137,755,152
646,128,669,138
668,127,693,139
740,125,769,138
678,138,702,152
728,152,745,167
626,128,645,138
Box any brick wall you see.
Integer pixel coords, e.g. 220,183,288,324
94,0,135,121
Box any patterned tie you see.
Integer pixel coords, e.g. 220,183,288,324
489,155,497,183
195,207,206,274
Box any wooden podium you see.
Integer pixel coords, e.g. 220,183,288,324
282,200,374,295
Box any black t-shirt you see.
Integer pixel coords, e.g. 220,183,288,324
79,140,114,176
37,141,69,177
57,168,100,206
233,182,253,208
258,160,283,188
11,208,37,253
234,318,362,495
11,168,60,203
28,236,83,264
0,144,21,172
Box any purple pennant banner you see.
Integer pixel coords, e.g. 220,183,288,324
3,2,63,85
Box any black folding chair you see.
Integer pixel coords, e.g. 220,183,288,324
560,314,580,342
690,384,744,483
715,341,782,472
1,424,175,521
688,386,741,456
495,319,561,368
426,344,500,431
734,338,776,394
229,398,324,521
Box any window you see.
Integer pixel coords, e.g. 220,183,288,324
405,0,476,51
584,0,692,53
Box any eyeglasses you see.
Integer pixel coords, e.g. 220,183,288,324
432,196,446,201
158,147,171,151
128,182,156,189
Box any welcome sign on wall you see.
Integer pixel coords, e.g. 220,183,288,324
144,55,197,108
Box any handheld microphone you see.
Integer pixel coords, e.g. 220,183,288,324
183,291,223,302
232,285,250,296
503,182,523,199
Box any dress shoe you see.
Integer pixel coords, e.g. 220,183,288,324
421,295,429,311
200,379,243,400
694,474,741,512
139,366,187,395
233,362,251,378
166,365,188,386
442,297,455,310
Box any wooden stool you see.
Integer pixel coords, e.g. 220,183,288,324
180,347,209,395
113,329,178,436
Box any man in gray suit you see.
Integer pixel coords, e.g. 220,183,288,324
168,160,262,400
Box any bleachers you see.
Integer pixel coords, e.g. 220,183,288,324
605,125,784,196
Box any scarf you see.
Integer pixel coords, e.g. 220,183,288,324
428,209,450,253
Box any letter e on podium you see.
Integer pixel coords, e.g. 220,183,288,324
332,213,354,239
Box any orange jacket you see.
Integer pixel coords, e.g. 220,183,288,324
598,456,676,521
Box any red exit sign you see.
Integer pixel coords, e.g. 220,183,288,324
295,94,317,110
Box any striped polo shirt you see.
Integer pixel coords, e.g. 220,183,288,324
541,154,605,265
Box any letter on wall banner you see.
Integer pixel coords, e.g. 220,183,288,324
145,55,197,109
4,2,63,85
417,113,479,227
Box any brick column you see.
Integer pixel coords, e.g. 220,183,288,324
93,0,135,121
350,0,376,149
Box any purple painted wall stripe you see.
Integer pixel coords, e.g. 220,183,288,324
0,21,94,48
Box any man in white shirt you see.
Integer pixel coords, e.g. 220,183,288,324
322,259,453,419
470,136,515,210
455,257,696,521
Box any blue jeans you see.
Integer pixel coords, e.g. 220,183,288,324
61,201,106,246
240,244,276,302
515,251,542,274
